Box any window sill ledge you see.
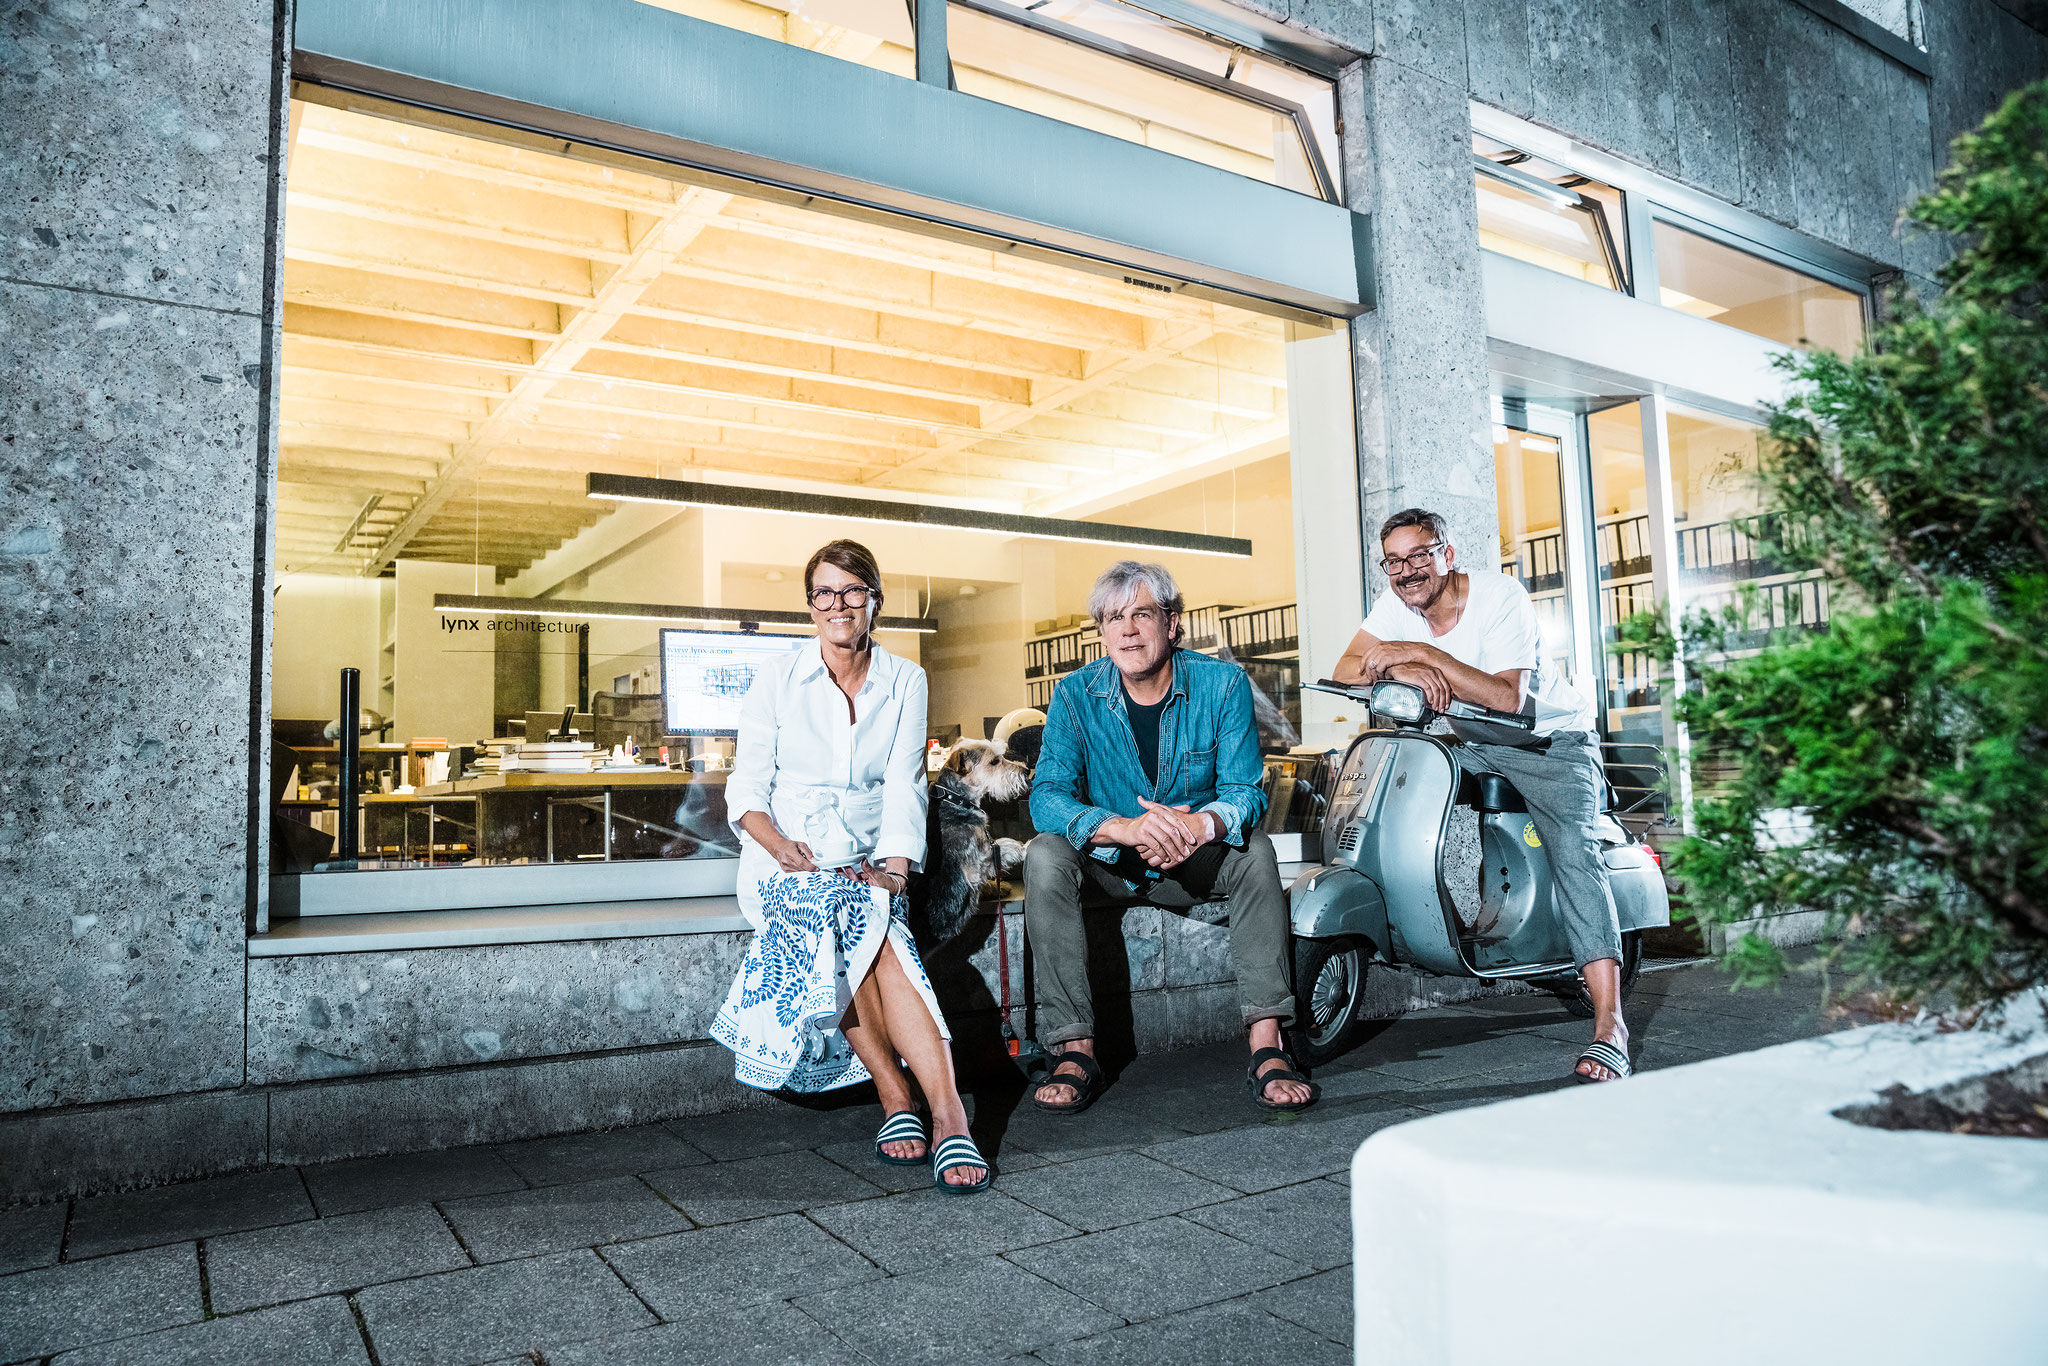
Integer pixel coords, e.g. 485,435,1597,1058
249,897,750,956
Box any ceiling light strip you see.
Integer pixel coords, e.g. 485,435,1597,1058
584,473,1254,559
433,593,939,634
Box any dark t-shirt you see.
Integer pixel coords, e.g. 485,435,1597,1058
1124,690,1167,786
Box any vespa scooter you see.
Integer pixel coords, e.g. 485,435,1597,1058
1286,677,1670,1066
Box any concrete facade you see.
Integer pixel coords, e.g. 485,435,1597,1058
4,0,2046,1200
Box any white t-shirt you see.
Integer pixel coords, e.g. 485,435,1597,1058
1360,570,1595,737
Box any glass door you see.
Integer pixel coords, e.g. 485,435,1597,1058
1491,403,1594,700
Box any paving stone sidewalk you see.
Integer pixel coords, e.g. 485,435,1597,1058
0,959,1842,1366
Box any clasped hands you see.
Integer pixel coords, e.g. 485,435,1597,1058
762,834,905,893
1101,797,1217,870
1349,640,1454,713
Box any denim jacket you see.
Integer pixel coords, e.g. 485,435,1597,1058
1029,648,1268,868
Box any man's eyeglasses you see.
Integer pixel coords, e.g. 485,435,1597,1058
807,584,873,610
1378,544,1447,576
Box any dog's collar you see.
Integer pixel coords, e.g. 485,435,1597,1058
931,774,983,815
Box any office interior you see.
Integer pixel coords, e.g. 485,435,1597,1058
269,98,1349,873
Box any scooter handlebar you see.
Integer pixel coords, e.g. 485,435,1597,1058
1308,679,1536,730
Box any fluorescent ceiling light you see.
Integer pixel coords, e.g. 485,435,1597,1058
433,594,939,634
584,473,1254,559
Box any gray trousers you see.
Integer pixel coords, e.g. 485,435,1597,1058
1022,831,1295,1046
1458,732,1623,969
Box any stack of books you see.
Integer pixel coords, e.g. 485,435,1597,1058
502,741,598,774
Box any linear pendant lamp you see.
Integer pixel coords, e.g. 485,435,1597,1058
434,594,939,634
585,473,1254,559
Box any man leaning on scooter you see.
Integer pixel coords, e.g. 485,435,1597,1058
1330,508,1634,1082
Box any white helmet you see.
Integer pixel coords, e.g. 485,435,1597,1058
991,707,1046,749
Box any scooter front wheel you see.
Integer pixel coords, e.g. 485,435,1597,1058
1291,936,1372,1068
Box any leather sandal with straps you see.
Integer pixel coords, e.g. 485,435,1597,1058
1247,1046,1320,1112
1030,1049,1105,1115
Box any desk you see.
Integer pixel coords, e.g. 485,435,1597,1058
415,770,730,863
361,793,478,862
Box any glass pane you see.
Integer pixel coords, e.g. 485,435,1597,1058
1492,425,1577,689
1472,136,1624,291
273,99,1346,876
949,0,1335,197
1653,221,1865,354
1582,404,1664,834
630,0,915,76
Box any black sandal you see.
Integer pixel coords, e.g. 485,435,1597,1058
1030,1050,1104,1115
1248,1047,1320,1112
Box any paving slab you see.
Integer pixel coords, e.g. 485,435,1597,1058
493,1124,709,1188
204,1203,470,1313
0,1242,200,1362
439,1175,690,1262
1035,1301,1350,1366
0,1202,66,1275
640,1149,881,1225
1142,1101,1429,1194
1347,1028,1574,1085
545,1301,867,1366
998,1151,1238,1233
664,1101,874,1161
1253,1267,1352,1346
301,1147,525,1218
49,1294,368,1366
1008,1215,1304,1322
66,1168,314,1260
353,1248,655,1366
808,1186,1076,1274
797,1254,1119,1365
601,1212,880,1315
1182,1179,1352,1270
996,1106,1198,1165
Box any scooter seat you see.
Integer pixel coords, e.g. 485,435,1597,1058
1456,770,1528,813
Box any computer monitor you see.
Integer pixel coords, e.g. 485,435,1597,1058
659,629,808,736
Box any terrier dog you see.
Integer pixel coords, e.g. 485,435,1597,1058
915,740,1031,946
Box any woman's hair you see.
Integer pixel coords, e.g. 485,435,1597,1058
1088,560,1185,646
803,539,885,616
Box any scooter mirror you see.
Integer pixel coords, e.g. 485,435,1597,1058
1369,680,1431,724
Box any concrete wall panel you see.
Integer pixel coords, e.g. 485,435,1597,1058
1372,0,1468,85
1527,0,1679,177
0,284,260,1112
245,934,753,1084
266,1040,762,1164
1,0,276,313
0,1090,267,1205
1665,0,1745,203
1463,0,1532,116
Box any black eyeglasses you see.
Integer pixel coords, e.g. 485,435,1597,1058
807,584,874,610
1378,543,1446,575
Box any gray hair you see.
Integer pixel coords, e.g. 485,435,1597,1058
1088,561,1185,644
1378,507,1455,550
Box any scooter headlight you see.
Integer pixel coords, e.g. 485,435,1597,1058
1369,680,1428,723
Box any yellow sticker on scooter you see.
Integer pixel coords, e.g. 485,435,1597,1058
1522,821,1542,847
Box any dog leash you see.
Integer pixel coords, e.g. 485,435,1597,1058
996,898,1050,1083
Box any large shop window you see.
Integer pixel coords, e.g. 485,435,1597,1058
1652,219,1866,355
270,100,1348,881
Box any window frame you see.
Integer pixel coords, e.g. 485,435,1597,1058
945,0,1341,202
1472,153,1630,295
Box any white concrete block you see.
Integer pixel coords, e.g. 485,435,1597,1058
1351,1003,2048,1365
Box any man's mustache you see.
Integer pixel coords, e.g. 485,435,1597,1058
1395,574,1430,590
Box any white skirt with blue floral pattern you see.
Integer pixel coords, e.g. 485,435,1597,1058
711,871,950,1093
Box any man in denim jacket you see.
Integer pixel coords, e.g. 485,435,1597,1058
1024,562,1315,1114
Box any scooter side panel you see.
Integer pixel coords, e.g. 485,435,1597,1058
1605,845,1672,930
1356,734,1467,977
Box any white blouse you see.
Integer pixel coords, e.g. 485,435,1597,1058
725,638,930,925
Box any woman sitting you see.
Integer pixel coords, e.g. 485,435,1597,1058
710,539,990,1194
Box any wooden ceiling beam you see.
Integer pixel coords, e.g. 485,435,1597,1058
362,186,734,574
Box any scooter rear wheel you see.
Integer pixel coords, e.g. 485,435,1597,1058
1291,937,1372,1068
1555,929,1644,1019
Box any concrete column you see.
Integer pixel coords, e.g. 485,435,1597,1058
0,0,285,1113
1339,48,1497,600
